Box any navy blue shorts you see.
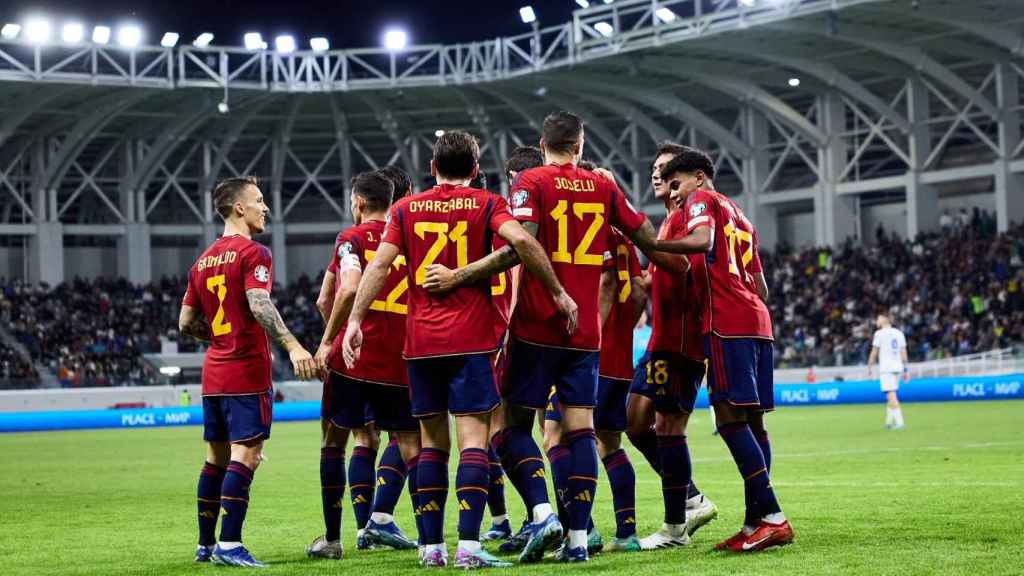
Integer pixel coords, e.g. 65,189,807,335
628,352,703,414
322,372,375,430
324,372,418,431
705,334,774,411
203,390,273,443
504,338,599,410
406,353,500,418
546,376,630,431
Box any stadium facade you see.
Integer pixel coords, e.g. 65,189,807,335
0,0,1021,285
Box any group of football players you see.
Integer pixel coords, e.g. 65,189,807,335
179,110,793,569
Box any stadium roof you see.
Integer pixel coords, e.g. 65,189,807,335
1,0,1022,244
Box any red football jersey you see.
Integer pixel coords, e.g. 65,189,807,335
182,235,273,396
326,220,408,386
491,236,514,344
684,189,773,339
382,184,515,359
508,163,647,351
599,230,642,381
646,209,687,355
681,265,706,361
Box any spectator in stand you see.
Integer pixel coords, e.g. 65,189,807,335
1,212,1019,387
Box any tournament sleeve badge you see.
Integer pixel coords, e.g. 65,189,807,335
510,189,532,217
338,241,354,258
254,264,270,283
689,201,707,218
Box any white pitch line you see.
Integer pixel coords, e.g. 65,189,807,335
686,440,1024,465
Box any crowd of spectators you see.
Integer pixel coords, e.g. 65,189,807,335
766,212,1023,368
1,209,1020,388
0,277,195,387
0,341,37,388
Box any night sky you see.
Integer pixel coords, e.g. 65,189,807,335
1,0,582,49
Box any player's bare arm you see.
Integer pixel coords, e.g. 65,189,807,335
178,305,211,343
422,221,538,291
342,241,398,368
754,271,769,303
629,274,648,326
317,268,360,368
623,219,689,272
654,225,713,255
599,269,616,326
245,288,319,379
867,346,878,377
316,269,336,321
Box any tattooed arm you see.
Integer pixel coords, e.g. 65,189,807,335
422,222,536,293
245,288,318,379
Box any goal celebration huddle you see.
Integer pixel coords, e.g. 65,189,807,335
178,110,792,569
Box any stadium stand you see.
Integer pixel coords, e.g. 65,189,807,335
767,217,1024,368
2,215,1021,388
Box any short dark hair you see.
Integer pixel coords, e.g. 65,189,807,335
213,176,259,219
351,171,394,212
577,160,598,172
469,170,488,191
653,141,688,167
542,111,584,155
505,146,543,182
433,130,480,180
659,146,716,182
377,165,412,201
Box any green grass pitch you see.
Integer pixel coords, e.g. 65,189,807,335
1,401,1021,575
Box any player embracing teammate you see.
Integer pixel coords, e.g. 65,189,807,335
657,147,795,552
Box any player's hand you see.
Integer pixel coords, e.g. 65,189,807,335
423,264,458,294
866,366,873,378
903,371,910,384
289,346,318,380
342,321,363,369
553,290,578,335
593,167,615,183
315,343,332,371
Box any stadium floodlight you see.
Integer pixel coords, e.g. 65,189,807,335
160,32,179,47
384,28,407,51
62,22,84,43
519,6,537,24
92,25,111,44
435,129,445,137
310,37,329,52
1,23,21,39
655,8,677,23
594,21,614,37
575,0,590,8
24,18,51,44
603,0,613,4
739,0,756,6
159,366,182,376
117,25,142,48
244,32,265,50
274,34,296,54
788,77,801,87
192,32,214,47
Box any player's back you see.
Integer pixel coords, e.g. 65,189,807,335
328,220,408,385
509,163,645,350
599,230,641,380
383,183,513,359
873,326,906,372
683,188,772,339
186,235,273,395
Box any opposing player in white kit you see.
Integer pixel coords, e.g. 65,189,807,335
867,315,908,430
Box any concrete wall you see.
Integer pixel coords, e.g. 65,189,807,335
777,211,816,248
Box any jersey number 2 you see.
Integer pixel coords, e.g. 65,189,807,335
205,274,233,336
